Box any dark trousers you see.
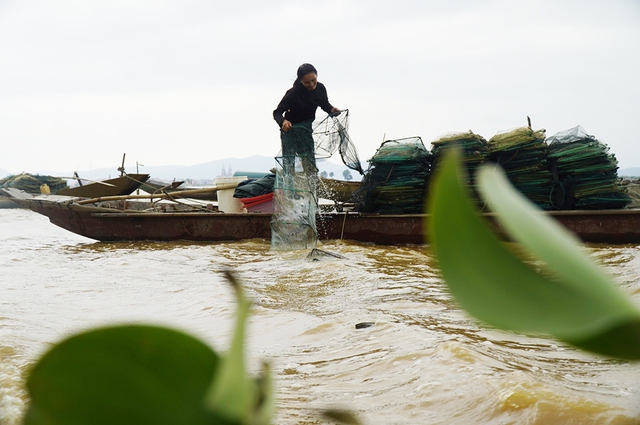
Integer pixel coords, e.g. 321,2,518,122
280,120,315,173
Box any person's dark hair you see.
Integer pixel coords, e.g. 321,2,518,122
293,63,317,87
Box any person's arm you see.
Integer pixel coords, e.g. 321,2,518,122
273,91,291,129
318,83,339,115
273,103,286,129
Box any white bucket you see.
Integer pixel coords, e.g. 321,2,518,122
215,176,248,213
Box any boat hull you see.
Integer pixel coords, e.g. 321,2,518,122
6,190,640,244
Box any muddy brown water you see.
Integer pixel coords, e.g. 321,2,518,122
1,209,640,424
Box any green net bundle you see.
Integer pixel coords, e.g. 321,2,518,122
488,127,555,210
0,173,68,194
352,137,432,214
546,125,630,210
625,181,640,209
431,131,490,205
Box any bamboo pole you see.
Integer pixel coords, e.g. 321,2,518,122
76,184,239,205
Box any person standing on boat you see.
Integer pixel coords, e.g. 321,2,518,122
273,63,340,173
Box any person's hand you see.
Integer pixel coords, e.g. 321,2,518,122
330,107,341,117
281,119,292,132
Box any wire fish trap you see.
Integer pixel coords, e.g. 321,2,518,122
0,173,69,194
547,125,630,210
431,131,490,163
430,131,490,206
352,137,432,214
487,127,547,152
486,126,555,210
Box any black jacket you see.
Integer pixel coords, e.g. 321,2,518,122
273,82,333,128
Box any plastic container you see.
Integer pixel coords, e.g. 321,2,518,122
215,176,248,213
240,192,274,213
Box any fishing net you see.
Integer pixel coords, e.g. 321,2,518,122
488,127,555,210
352,137,432,214
271,110,363,250
431,131,490,206
546,125,630,210
312,109,365,175
0,173,68,194
271,125,319,250
625,181,640,208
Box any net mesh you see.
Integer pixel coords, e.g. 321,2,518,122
431,131,490,206
349,123,629,214
271,125,319,250
351,137,432,214
270,110,363,250
312,110,365,175
0,173,69,194
546,125,630,210
488,127,555,210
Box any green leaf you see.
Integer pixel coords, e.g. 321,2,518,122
25,325,220,425
427,149,640,359
252,361,275,425
205,271,273,425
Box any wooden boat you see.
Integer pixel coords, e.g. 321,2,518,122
137,179,221,200
0,194,20,209
3,188,640,245
56,173,151,198
0,173,70,208
318,177,360,202
139,179,185,194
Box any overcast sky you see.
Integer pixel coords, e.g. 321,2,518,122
1,0,639,176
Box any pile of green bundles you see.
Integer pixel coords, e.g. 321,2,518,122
488,127,555,210
431,131,490,205
351,123,631,214
353,137,432,214
0,173,68,194
547,125,630,210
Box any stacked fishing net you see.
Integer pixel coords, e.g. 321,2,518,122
624,181,640,209
431,131,490,204
488,127,555,210
546,125,630,210
0,173,68,194
352,137,431,214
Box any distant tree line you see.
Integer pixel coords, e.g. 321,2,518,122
319,169,353,181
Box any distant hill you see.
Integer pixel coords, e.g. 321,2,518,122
24,156,365,184
4,160,636,183
620,167,640,178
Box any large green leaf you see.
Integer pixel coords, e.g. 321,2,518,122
427,149,640,359
24,325,220,425
24,273,274,425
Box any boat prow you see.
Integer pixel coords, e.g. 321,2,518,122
56,173,150,197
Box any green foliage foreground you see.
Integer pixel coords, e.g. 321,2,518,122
24,271,273,425
428,149,640,360
21,150,640,424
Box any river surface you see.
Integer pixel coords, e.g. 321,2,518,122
1,208,640,424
